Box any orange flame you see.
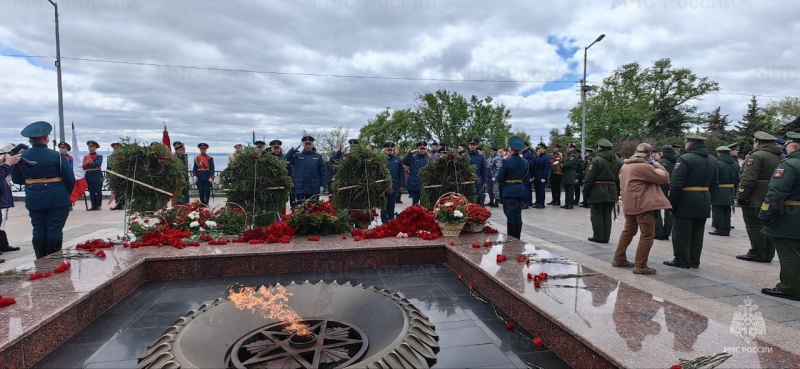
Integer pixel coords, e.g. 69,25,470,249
228,285,310,336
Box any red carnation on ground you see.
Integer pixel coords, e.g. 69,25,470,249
533,337,543,348
505,321,514,329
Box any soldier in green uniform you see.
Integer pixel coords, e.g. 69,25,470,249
709,146,740,236
560,143,581,209
580,148,595,208
736,131,783,263
759,131,800,301
583,139,621,243
655,144,679,240
664,133,718,269
173,141,190,205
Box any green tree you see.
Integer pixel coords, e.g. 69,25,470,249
764,97,800,134
569,58,719,144
705,106,737,153
735,96,775,153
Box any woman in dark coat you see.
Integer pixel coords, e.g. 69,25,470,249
0,150,22,260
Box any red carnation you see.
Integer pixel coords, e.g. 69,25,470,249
29,272,42,280
468,283,475,289
496,254,507,263
671,366,682,369
505,321,514,329
533,337,543,348
471,242,480,248
342,235,347,240
527,273,533,280
449,241,455,246
534,279,541,288
456,274,463,280
517,254,526,262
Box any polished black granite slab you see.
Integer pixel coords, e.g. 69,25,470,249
33,265,568,369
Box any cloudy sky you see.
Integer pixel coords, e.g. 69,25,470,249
1,0,797,154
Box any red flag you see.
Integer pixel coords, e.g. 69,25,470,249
162,120,172,153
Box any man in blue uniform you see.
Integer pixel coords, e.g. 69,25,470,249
402,141,429,206
330,138,359,163
269,140,284,159
521,143,535,208
285,136,327,202
487,147,502,207
83,140,103,210
532,143,551,208
382,142,405,223
465,138,489,206
254,140,267,156
11,121,75,259
429,142,441,159
58,142,73,168
192,143,215,206
495,136,528,239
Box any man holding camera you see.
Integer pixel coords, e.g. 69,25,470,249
11,121,76,259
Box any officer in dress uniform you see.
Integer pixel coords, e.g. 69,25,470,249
561,143,581,209
759,131,800,301
230,143,243,162
548,144,564,206
382,142,404,223
584,139,621,243
709,146,739,236
465,138,489,206
664,133,719,269
402,141,429,206
495,136,528,239
83,140,104,210
331,138,359,163
736,131,783,263
58,142,72,168
285,136,327,202
173,142,190,205
11,121,75,259
269,140,284,159
192,143,215,206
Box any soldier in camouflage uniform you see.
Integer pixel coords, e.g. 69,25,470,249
487,147,502,207
560,143,582,209
664,133,718,269
583,139,621,243
759,131,800,301
709,146,739,236
736,131,783,263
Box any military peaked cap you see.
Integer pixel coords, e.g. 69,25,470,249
596,139,613,148
383,142,396,148
58,142,71,150
197,143,209,149
301,136,315,142
173,141,185,149
21,121,52,138
754,131,777,141
348,138,359,145
269,140,282,147
86,140,100,148
683,133,707,141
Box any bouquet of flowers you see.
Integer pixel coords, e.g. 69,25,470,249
465,203,492,232
213,206,249,235
435,202,467,225
286,199,352,235
157,201,217,234
350,209,379,229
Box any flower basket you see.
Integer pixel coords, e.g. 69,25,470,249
438,221,465,237
466,222,484,233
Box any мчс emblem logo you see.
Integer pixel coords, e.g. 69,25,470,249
730,298,766,344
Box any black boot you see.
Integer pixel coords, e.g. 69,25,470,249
93,194,102,210
32,239,47,259
0,231,20,252
45,240,63,257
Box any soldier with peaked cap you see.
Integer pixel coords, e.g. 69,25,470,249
285,136,327,202
759,131,800,301
381,142,404,223
57,142,72,168
580,147,595,208
664,133,719,269
583,139,621,243
254,141,266,156
83,140,104,210
671,143,682,156
495,136,528,239
230,143,244,161
11,121,75,259
192,143,215,206
330,138,359,163
560,143,581,209
429,142,441,159
736,131,783,263
465,138,489,206
173,141,190,205
487,146,503,207
655,144,679,240
531,143,550,208
402,141,429,206
269,140,284,160
548,143,564,206
109,142,126,210
709,146,740,236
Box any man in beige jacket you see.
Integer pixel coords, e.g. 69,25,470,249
613,143,672,274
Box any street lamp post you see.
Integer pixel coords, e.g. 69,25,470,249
580,34,605,155
48,0,66,144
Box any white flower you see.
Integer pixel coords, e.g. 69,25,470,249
189,221,200,228
206,221,217,228
152,219,161,224
396,232,408,238
453,210,464,218
444,202,453,207
188,211,199,220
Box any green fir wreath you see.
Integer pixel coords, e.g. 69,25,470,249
418,148,478,209
220,147,293,227
106,140,189,214
331,145,392,213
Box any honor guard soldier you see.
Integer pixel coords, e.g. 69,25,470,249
759,131,800,301
84,140,104,210
655,144,679,240
230,143,243,161
736,131,783,263
583,139,621,243
285,136,327,202
465,138,489,206
580,148,595,208
269,140,284,159
382,142,405,223
548,144,564,206
402,141,429,206
561,143,581,209
664,133,719,269
495,136,528,239
11,121,75,259
193,143,215,206
58,142,72,168
173,142,190,205
709,146,740,236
